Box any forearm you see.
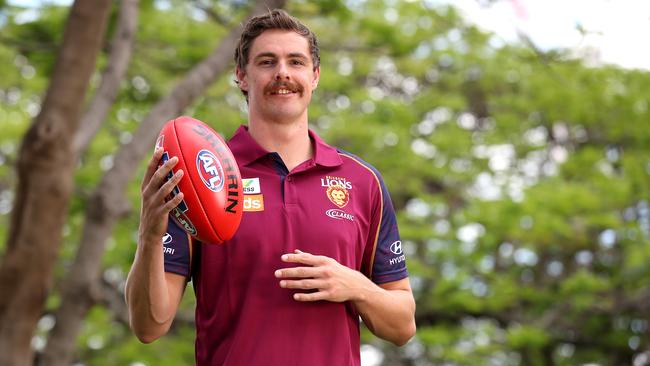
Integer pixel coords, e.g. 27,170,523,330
125,236,177,343
352,279,416,346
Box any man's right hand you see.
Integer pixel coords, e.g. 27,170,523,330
126,147,188,343
138,147,184,245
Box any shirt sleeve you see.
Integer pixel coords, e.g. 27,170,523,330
163,216,193,278
363,171,409,284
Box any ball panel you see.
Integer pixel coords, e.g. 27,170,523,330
158,118,209,241
171,118,225,244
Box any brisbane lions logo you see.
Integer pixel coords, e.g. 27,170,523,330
326,185,349,208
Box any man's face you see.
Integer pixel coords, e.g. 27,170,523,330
236,30,320,124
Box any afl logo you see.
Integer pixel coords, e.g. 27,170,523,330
390,241,403,255
196,149,224,192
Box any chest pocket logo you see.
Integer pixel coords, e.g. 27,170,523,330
326,185,350,208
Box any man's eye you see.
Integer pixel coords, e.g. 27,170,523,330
259,60,274,65
292,60,306,66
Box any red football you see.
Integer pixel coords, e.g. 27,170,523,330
155,116,243,244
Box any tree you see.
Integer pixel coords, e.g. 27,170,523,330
40,1,285,364
0,0,286,364
0,1,113,364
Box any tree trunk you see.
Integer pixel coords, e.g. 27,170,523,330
40,1,286,365
0,1,113,365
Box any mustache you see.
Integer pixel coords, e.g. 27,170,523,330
264,80,304,95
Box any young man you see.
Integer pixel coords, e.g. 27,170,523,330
126,9,416,365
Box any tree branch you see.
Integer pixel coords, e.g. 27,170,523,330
73,0,139,156
190,0,235,27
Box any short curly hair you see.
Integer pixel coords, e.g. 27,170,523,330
234,9,320,98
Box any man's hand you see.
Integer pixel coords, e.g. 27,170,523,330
138,147,184,245
274,249,416,345
274,249,371,302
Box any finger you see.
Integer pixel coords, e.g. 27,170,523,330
281,252,327,266
142,147,164,189
275,266,319,279
146,156,179,193
158,169,184,199
279,279,324,290
162,191,185,212
293,291,328,302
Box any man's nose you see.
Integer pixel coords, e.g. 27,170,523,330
275,62,290,80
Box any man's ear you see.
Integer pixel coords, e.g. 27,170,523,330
236,67,248,91
312,66,320,90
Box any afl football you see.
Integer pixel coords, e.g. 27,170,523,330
155,116,243,244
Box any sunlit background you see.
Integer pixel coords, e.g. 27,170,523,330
1,0,649,365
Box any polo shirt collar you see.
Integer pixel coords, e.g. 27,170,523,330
228,125,342,168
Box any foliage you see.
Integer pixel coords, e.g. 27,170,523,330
1,0,650,365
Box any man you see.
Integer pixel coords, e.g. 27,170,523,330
126,9,416,365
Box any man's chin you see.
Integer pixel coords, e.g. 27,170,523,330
262,107,307,124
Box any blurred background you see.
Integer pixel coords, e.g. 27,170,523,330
0,0,649,365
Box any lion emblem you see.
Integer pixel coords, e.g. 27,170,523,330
326,185,350,208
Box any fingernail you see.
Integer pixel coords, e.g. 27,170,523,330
176,170,183,177
281,255,288,261
274,270,282,277
279,280,286,288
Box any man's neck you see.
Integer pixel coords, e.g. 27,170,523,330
248,119,314,172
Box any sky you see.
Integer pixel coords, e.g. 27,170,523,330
7,0,650,70
434,0,650,70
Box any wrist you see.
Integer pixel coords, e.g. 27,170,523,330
138,231,162,249
350,273,378,303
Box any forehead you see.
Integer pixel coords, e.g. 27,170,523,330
249,29,310,59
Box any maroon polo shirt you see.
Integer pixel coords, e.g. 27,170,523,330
163,125,408,366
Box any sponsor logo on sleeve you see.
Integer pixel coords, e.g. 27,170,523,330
243,194,264,212
162,233,174,254
196,149,225,192
388,240,406,265
390,240,403,255
242,178,261,194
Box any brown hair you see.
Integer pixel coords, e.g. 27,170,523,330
234,9,320,96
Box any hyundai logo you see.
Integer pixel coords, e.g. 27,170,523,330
390,240,403,255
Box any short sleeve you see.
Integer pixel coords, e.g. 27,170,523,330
363,171,408,284
163,216,193,278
